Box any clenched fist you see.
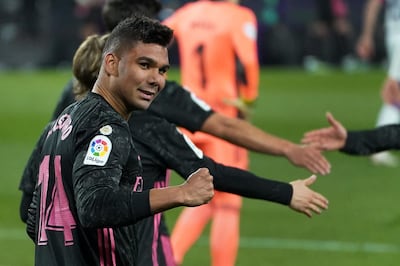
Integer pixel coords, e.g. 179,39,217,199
182,168,214,206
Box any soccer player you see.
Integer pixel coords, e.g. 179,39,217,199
22,32,329,266
303,0,354,69
163,1,260,264
356,0,400,166
26,16,215,265
302,112,400,156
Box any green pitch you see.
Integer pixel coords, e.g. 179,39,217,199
1,67,400,266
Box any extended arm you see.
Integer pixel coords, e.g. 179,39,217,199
229,8,259,118
343,125,400,155
302,112,348,151
74,156,213,228
302,112,400,155
132,113,328,218
206,158,328,218
202,113,331,175
149,82,330,175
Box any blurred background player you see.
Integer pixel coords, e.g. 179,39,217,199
163,0,260,265
356,0,400,166
303,0,355,72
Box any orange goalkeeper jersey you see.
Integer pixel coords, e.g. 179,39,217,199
164,0,259,116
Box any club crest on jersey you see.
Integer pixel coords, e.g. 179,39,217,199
83,135,112,166
99,125,113,135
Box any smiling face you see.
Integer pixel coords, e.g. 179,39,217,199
93,16,173,118
107,41,170,111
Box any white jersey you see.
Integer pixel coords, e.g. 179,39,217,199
385,0,400,33
384,0,400,79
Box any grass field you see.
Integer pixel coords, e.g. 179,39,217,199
1,67,400,266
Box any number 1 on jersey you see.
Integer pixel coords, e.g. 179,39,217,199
195,44,207,90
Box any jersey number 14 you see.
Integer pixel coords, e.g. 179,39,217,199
37,155,77,246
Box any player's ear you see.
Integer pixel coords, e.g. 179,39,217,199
104,53,119,76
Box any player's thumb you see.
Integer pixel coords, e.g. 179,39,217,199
326,112,339,128
326,112,334,124
304,175,317,186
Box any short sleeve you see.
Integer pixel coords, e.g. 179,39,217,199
148,81,214,132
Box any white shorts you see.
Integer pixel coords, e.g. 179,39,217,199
386,33,400,80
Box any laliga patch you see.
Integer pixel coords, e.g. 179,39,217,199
99,125,113,135
84,135,112,166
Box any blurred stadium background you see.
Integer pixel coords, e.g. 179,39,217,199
1,1,400,266
0,0,387,69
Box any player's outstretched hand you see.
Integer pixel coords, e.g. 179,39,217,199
182,168,214,206
289,175,328,218
302,112,347,151
285,144,331,175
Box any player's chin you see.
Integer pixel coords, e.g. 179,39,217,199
135,99,152,110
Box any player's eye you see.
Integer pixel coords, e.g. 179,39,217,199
159,66,170,75
139,62,150,69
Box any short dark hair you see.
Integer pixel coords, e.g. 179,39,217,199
102,0,162,31
103,15,173,57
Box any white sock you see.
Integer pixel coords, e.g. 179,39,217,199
376,104,400,127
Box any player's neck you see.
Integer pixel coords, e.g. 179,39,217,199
93,83,130,120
